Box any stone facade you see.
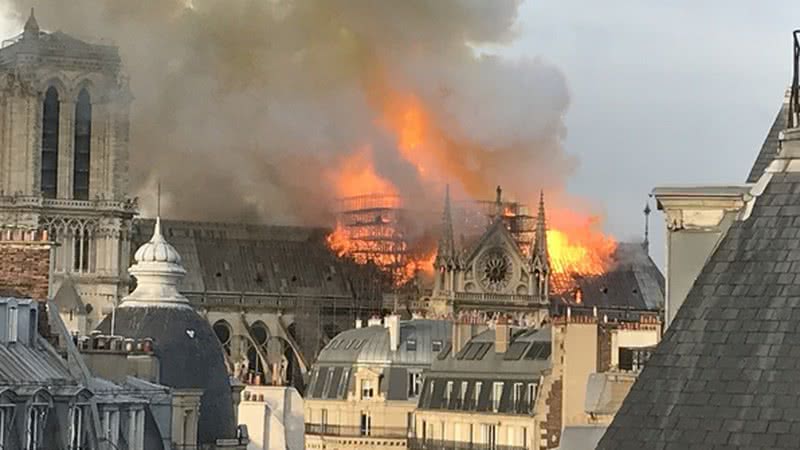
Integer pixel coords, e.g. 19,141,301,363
0,12,136,327
427,188,550,322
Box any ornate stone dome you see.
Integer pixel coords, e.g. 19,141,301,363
100,215,237,443
133,217,182,265
123,216,188,308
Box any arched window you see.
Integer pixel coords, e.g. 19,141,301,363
73,88,91,200
41,87,59,198
213,320,232,355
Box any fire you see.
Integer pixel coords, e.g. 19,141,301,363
329,145,398,199
547,229,615,275
325,86,618,289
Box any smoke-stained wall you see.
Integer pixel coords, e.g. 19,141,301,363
7,0,572,226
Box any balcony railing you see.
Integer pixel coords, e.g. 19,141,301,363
408,438,527,450
305,423,409,439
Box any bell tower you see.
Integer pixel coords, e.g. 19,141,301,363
0,11,136,329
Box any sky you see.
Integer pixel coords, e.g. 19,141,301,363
0,0,796,269
497,0,798,268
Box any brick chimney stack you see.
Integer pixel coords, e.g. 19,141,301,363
495,314,511,354
0,228,53,301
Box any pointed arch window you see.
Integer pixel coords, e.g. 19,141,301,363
41,86,60,198
73,88,91,200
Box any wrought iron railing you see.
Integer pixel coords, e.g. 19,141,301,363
305,423,409,439
408,438,527,450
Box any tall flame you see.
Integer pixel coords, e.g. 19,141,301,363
326,87,618,287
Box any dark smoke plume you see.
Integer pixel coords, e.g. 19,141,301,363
6,0,573,224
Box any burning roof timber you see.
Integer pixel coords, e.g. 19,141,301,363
130,219,387,306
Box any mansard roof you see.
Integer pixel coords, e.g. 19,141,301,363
598,127,800,448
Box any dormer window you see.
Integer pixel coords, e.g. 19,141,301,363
361,379,373,399
26,392,51,450
69,403,89,450
7,305,18,343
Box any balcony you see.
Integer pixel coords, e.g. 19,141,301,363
408,438,527,450
305,423,409,439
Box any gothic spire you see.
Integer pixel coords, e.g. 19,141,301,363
532,190,549,269
436,185,456,265
23,8,39,40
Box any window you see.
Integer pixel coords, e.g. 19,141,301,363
474,381,482,409
459,381,468,408
323,370,335,398
69,405,88,450
0,406,9,449
445,381,454,405
408,372,423,398
360,412,371,436
320,409,328,433
41,86,59,199
361,379,373,399
407,339,417,351
432,340,443,352
7,305,18,343
73,88,92,200
338,369,350,398
26,403,48,450
73,231,91,273
513,382,524,412
619,347,654,372
492,382,504,412
527,383,537,413
481,423,497,449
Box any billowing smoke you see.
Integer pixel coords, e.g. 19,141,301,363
8,0,573,226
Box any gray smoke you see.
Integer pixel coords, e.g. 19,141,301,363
8,0,573,225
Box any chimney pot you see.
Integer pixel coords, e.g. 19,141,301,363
495,315,510,354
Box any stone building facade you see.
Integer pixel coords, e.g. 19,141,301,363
0,11,136,327
426,188,550,323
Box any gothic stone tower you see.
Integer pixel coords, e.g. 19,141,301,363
0,11,136,327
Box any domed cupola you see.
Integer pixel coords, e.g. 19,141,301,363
133,217,182,265
122,217,190,308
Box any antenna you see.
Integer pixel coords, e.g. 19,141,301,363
643,202,652,253
157,180,161,217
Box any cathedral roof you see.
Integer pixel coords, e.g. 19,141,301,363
0,19,120,71
130,219,384,300
598,114,800,448
551,242,664,312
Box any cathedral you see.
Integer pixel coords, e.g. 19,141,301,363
427,186,550,325
0,11,135,328
0,12,664,392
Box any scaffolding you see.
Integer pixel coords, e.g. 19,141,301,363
334,193,411,281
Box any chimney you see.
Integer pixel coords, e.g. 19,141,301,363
452,312,485,354
355,319,363,329
495,315,510,354
385,314,400,352
779,127,800,159
0,229,53,301
367,316,382,327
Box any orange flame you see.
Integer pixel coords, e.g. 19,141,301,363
326,86,618,288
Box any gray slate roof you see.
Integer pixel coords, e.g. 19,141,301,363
131,219,384,301
597,167,800,449
552,243,664,311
